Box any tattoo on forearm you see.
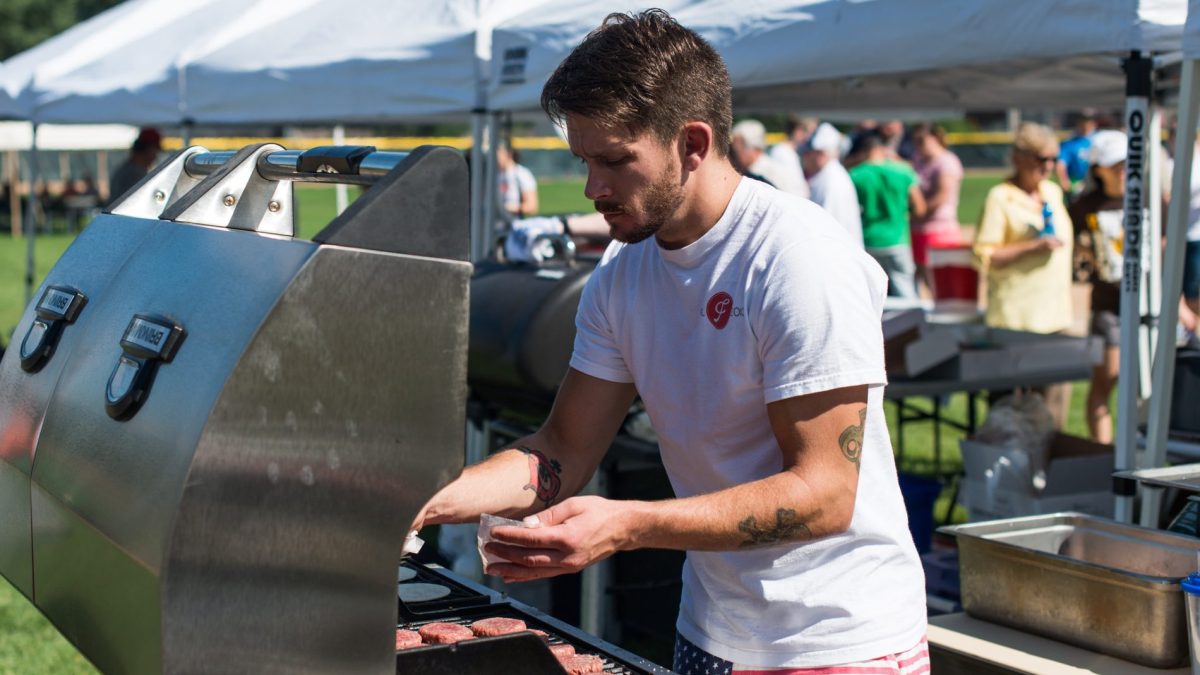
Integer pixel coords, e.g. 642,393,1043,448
518,446,563,507
738,508,812,547
839,408,866,472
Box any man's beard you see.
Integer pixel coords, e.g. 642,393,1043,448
596,167,684,245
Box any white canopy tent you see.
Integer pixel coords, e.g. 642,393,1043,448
0,0,241,125
0,0,559,300
489,0,1185,111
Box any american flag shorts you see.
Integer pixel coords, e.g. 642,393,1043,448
673,632,930,675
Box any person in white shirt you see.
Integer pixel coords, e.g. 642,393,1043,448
731,119,809,198
497,141,539,218
414,10,927,674
802,122,863,246
767,114,815,199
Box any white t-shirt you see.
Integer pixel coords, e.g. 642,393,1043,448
570,177,926,668
768,142,811,199
498,163,537,215
807,159,864,247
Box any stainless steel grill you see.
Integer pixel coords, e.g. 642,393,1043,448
0,144,472,674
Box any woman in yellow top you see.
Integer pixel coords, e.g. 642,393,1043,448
973,122,1074,427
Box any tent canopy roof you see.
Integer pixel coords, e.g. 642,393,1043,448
490,0,1186,112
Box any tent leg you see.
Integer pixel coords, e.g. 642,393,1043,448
24,124,40,306
1114,52,1152,523
482,112,500,259
333,124,348,215
7,151,19,237
470,111,487,262
1140,59,1200,528
1141,107,1163,403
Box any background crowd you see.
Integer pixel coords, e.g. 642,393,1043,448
494,110,1200,447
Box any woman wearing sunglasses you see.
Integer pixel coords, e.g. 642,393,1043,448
972,121,1075,428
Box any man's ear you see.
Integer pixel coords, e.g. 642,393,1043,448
679,121,714,172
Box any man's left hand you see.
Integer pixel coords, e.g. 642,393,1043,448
484,495,632,582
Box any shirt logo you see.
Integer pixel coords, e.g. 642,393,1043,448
705,292,734,329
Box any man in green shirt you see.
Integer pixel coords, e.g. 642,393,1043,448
849,130,926,298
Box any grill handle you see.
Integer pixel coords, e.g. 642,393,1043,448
183,147,410,186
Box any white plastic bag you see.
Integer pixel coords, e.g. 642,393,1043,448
974,392,1056,494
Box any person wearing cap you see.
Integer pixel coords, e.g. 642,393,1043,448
1068,130,1129,443
1057,111,1098,197
767,114,814,199
973,121,1074,428
909,123,965,293
802,122,862,246
730,119,807,197
849,129,926,299
108,127,162,205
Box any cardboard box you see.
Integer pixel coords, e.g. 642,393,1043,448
960,432,1114,521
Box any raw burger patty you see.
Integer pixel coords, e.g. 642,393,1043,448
558,653,603,674
470,617,528,637
418,622,475,644
394,629,422,650
548,642,576,658
526,628,549,640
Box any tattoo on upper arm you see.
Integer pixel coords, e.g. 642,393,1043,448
518,446,563,507
738,508,812,548
839,407,866,472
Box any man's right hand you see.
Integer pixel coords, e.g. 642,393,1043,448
404,368,637,540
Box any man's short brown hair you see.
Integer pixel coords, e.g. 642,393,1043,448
540,9,732,157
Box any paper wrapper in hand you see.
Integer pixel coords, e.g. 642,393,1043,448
477,513,540,570
402,530,424,557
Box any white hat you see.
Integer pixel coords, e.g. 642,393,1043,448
731,119,766,150
802,122,841,154
1089,130,1127,168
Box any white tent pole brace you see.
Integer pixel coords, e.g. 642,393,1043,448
333,124,348,215
1142,106,1163,403
1114,52,1152,523
23,123,39,305
482,112,499,260
469,111,487,262
1140,59,1200,528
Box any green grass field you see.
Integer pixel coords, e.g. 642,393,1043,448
0,172,1090,670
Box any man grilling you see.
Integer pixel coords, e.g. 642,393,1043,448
416,10,927,674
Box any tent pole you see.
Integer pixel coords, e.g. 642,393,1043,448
23,123,40,306
1143,106,1163,402
7,151,19,237
482,112,499,259
1114,52,1152,523
470,111,486,262
333,124,348,215
1140,59,1200,528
